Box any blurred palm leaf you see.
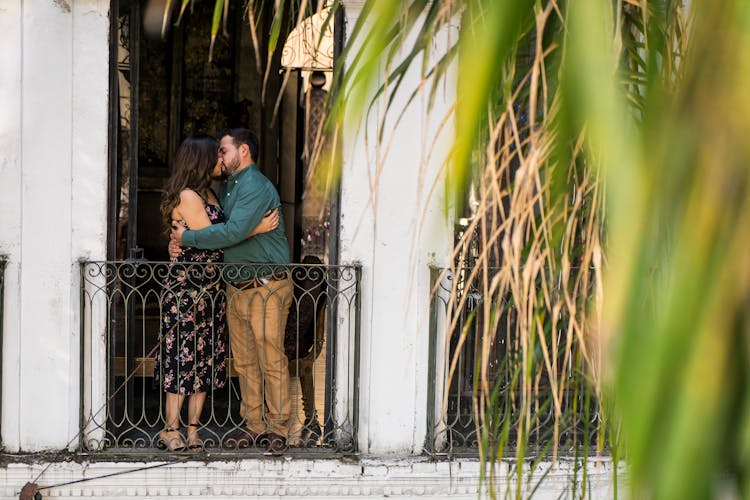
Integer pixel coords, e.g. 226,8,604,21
208,0,225,62
336,0,750,497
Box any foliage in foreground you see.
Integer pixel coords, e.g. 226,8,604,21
175,0,750,497
334,1,750,497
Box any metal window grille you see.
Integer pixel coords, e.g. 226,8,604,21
425,266,602,457
80,260,360,456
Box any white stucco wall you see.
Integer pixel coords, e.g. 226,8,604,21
0,0,109,451
0,0,453,457
338,2,455,454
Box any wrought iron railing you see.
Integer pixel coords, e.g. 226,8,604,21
80,260,360,455
425,266,602,457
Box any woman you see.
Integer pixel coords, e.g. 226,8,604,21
156,135,278,451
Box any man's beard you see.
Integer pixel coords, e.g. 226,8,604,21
223,157,240,175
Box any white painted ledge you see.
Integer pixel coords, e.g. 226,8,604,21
0,456,620,499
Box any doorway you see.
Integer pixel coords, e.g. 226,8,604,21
104,0,343,451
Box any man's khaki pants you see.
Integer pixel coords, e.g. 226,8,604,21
227,278,293,436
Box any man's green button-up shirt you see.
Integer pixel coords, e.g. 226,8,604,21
181,164,290,280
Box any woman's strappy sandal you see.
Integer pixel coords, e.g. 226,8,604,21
156,427,186,452
186,423,204,451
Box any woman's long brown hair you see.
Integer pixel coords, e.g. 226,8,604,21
160,134,218,232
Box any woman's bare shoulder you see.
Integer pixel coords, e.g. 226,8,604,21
178,189,205,205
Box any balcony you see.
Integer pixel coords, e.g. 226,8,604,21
79,260,360,456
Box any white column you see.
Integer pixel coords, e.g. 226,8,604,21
409,33,457,454
71,2,110,262
339,2,455,454
0,0,110,451
0,0,23,451
71,0,110,448
19,0,75,450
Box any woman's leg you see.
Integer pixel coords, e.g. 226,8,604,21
186,392,207,448
159,392,186,450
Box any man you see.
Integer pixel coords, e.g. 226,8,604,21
171,128,292,453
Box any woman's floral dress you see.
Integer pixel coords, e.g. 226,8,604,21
156,203,227,395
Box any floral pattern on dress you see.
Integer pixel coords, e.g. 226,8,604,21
155,203,227,395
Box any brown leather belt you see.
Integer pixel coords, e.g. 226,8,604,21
229,271,289,290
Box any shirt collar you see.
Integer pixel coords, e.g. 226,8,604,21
226,163,257,182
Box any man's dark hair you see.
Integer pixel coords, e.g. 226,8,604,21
217,128,259,163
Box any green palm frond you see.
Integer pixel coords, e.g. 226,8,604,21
175,0,192,26
208,0,224,62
